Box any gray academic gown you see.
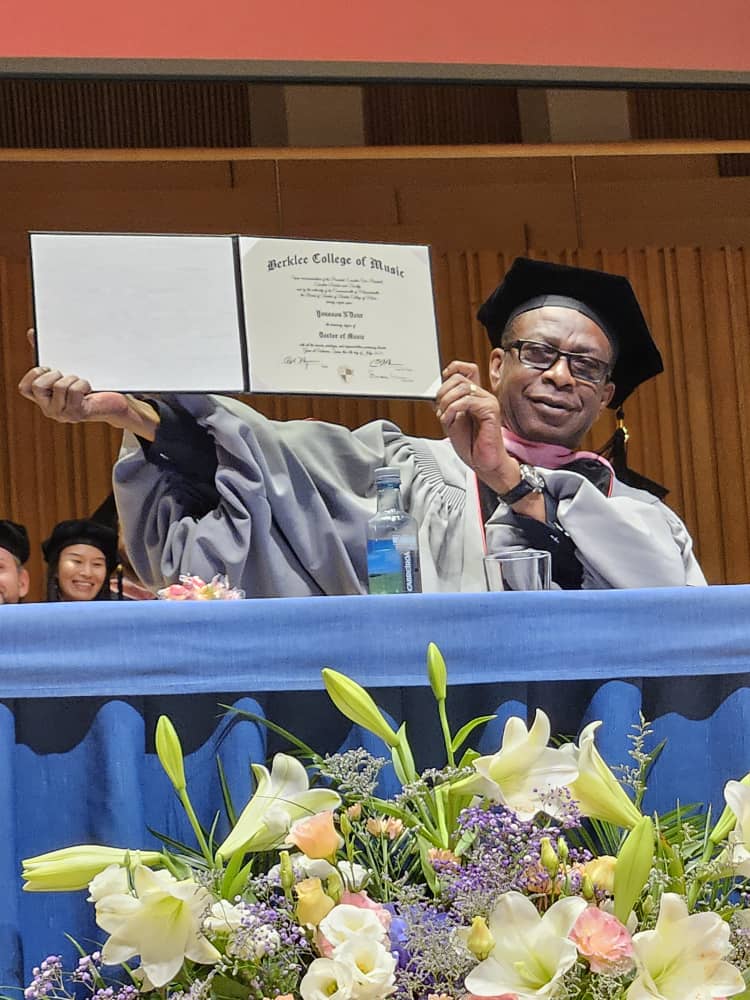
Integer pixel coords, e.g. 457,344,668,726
113,394,706,596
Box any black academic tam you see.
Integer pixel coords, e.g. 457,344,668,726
477,257,664,408
0,519,30,564
42,518,119,575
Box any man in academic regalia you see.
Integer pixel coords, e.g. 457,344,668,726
0,520,31,605
18,257,705,594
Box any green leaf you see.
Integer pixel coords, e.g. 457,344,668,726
367,797,419,824
391,723,417,785
454,827,478,857
614,816,655,924
457,748,481,769
216,756,238,828
219,841,246,898
226,857,255,900
146,826,207,864
211,973,252,1000
219,704,321,761
433,786,449,847
417,835,439,894
451,715,496,754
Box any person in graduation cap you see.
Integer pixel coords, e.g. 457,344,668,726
436,257,705,589
42,519,121,602
0,519,31,605
19,257,704,594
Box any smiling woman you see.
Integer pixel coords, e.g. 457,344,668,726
41,518,120,602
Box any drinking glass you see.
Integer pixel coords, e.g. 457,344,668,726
483,549,552,591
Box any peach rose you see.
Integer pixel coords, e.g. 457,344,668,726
365,816,404,839
427,848,459,864
570,905,634,974
287,811,343,860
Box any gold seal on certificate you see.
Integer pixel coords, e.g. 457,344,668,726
29,232,442,399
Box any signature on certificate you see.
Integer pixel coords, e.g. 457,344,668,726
282,355,324,370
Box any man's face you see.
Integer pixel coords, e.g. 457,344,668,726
0,546,29,605
489,306,616,449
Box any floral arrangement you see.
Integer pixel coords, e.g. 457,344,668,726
16,644,750,1000
157,574,245,601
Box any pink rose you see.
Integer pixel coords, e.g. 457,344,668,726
317,891,393,958
467,993,518,1000
340,890,392,931
570,905,634,974
158,583,192,600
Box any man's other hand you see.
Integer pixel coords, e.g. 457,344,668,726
435,360,516,484
18,367,133,425
18,333,160,441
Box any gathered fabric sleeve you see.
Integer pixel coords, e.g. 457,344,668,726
115,395,386,596
485,468,706,589
113,395,485,597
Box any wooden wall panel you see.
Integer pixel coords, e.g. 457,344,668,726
276,157,577,251
576,174,750,248
0,160,281,259
1,148,749,597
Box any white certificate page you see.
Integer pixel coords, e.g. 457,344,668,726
30,232,245,393
239,237,442,398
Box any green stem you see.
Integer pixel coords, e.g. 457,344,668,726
178,789,213,865
437,699,455,768
687,840,717,909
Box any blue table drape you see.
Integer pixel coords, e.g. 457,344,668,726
2,586,749,990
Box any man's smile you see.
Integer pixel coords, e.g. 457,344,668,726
527,394,580,413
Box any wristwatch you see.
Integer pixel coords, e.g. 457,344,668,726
496,464,545,505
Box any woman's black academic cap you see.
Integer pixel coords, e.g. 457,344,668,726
42,519,119,574
477,257,664,408
0,520,30,564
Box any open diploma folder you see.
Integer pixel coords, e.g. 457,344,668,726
29,232,442,398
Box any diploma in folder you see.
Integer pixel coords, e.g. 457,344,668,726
29,232,442,399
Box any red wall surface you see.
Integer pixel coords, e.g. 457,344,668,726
2,0,750,74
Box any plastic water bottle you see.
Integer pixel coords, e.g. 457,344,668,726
366,467,422,594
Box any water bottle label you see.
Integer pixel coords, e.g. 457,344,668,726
367,539,420,594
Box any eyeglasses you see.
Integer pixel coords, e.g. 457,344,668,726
508,340,612,386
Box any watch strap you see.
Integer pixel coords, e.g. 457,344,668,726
496,464,544,505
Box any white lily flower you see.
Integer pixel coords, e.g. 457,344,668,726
319,904,388,948
721,780,750,876
22,845,163,892
627,892,745,1000
470,710,579,820
333,938,396,999
562,722,642,829
87,864,131,903
268,854,370,889
88,863,177,905
203,899,245,934
300,957,354,1000
218,753,341,858
95,865,220,987
465,891,588,999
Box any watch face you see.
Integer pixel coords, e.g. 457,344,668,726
521,464,545,490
